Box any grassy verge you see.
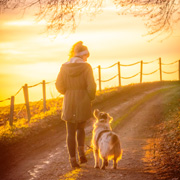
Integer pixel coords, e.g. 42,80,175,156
139,84,180,180
151,103,180,179
111,87,170,129
0,97,63,145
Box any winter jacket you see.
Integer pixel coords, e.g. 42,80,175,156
55,57,96,123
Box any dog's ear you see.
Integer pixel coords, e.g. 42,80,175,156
93,109,100,119
107,113,113,123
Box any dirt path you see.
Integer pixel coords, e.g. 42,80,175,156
1,83,180,180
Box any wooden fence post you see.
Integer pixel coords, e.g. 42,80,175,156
9,96,15,126
42,80,47,112
179,60,180,81
118,62,121,87
159,57,162,81
140,60,143,83
98,65,101,91
23,84,31,122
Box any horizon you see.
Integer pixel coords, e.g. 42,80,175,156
0,3,180,107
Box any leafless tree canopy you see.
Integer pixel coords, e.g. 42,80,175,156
1,0,180,38
113,0,180,39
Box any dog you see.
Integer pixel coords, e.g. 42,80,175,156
92,109,122,169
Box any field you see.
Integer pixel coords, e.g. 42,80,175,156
0,81,180,180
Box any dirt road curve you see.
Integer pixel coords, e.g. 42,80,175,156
1,83,180,180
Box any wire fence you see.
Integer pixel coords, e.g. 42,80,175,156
0,57,179,127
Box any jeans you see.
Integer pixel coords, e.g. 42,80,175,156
66,121,86,158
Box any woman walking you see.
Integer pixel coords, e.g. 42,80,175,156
56,41,96,168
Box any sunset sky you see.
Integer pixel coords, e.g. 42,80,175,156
0,2,180,106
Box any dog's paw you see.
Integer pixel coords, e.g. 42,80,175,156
101,165,105,170
94,165,100,169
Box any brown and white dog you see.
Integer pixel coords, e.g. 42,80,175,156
92,109,122,169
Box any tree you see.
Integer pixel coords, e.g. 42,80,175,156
113,0,180,40
1,0,180,39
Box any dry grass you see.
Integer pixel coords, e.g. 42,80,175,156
143,91,180,180
151,108,180,179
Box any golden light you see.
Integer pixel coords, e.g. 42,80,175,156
4,20,34,26
0,5,180,106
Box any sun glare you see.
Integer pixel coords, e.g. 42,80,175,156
3,18,47,27
5,20,34,26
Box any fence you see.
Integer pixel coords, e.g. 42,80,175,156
0,57,180,126
0,80,55,126
94,58,180,91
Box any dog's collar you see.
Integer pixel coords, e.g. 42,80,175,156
99,119,106,123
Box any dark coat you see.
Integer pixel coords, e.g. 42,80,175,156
55,59,96,123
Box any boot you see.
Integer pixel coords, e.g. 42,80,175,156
78,146,87,164
70,157,80,168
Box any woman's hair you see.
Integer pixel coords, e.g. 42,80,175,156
68,41,89,60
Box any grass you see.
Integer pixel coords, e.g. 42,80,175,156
0,81,180,145
59,168,82,180
111,87,171,129
155,113,180,179
140,84,180,180
0,97,63,145
150,100,180,179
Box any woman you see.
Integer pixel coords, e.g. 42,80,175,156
56,41,96,168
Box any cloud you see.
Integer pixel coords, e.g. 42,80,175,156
0,18,46,43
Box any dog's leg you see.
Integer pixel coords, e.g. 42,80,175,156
113,157,117,169
101,158,107,170
105,159,108,166
94,149,100,168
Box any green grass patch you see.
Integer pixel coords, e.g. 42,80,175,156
111,87,171,129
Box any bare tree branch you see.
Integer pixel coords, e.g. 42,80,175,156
0,0,180,39
113,0,180,40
